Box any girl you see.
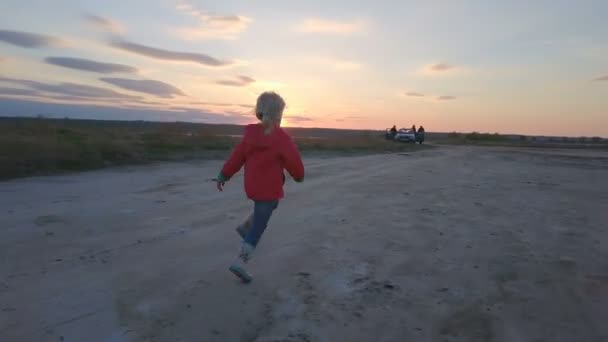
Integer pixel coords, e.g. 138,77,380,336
216,91,305,282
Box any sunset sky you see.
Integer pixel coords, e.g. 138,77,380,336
0,0,607,136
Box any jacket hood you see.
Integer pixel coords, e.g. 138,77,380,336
243,124,284,147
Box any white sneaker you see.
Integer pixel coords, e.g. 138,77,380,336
228,242,256,283
239,242,255,263
229,254,253,283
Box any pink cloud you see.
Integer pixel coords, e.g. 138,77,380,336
285,115,313,122
419,62,460,76
592,75,608,82
216,75,255,87
437,96,456,100
406,92,425,97
84,14,126,34
110,39,233,67
174,2,251,40
430,63,455,71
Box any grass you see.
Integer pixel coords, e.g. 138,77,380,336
440,131,608,149
0,117,430,180
442,132,510,145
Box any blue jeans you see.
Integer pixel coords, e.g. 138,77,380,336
244,201,279,247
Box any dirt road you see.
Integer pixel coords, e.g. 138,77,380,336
1,146,607,342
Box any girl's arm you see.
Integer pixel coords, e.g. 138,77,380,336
281,136,305,182
219,138,246,181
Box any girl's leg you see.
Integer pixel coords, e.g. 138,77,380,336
241,201,279,259
229,201,278,282
235,212,254,239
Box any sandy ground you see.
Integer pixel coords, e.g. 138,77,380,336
1,146,607,342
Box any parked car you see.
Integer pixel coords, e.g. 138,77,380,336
394,128,416,142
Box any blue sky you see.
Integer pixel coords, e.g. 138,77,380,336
0,0,607,136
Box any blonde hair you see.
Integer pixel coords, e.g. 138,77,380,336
255,91,285,127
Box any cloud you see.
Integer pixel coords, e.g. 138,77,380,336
131,99,169,107
294,18,367,34
222,109,251,117
405,92,425,97
191,101,254,108
0,77,141,100
169,106,197,111
44,57,138,74
84,14,126,33
0,87,40,97
216,75,255,87
334,116,364,122
437,96,456,100
592,75,608,82
191,101,233,107
174,2,251,40
43,95,124,103
419,62,460,75
100,77,185,98
430,63,455,71
285,115,313,122
110,39,233,67
0,76,23,83
41,83,139,99
0,29,61,48
0,98,252,124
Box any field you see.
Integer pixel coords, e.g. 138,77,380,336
1,143,607,341
3,117,606,180
0,117,431,180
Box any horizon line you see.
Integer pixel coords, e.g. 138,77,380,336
1,115,606,140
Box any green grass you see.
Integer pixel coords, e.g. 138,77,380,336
444,132,510,144
0,117,431,179
440,131,608,149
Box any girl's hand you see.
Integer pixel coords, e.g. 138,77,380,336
216,173,227,192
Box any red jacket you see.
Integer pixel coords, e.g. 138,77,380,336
221,124,304,201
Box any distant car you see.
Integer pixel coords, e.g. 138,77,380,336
394,128,416,142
